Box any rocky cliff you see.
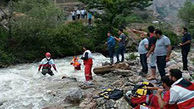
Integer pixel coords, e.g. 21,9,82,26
150,0,194,24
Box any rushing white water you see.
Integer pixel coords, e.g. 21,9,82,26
0,53,109,109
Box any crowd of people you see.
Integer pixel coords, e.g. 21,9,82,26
71,9,93,25
105,26,192,80
37,25,193,108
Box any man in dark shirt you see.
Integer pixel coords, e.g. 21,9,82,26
114,28,127,63
179,27,192,71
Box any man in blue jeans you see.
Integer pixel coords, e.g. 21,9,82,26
114,28,127,63
154,30,172,78
106,32,116,64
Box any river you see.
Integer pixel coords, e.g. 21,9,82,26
0,53,109,109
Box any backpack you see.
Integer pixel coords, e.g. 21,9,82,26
124,82,154,108
99,88,123,100
132,82,154,97
109,89,123,100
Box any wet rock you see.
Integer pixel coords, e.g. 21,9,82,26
79,95,97,109
102,61,111,66
0,101,5,106
115,97,132,109
80,100,97,109
128,75,143,84
104,99,115,109
64,88,83,104
96,98,106,108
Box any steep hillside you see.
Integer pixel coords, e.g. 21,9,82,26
150,0,194,25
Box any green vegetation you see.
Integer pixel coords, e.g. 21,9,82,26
0,0,182,67
79,0,153,29
0,0,95,67
178,0,194,38
126,53,138,60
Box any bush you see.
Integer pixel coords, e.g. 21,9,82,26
0,0,97,66
163,30,180,46
126,53,138,60
125,14,143,23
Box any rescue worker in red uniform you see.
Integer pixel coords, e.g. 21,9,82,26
70,56,81,70
132,76,177,109
81,47,93,81
38,52,58,76
169,69,194,109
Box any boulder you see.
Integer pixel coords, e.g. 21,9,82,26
64,88,83,104
115,97,132,109
104,99,115,109
79,97,97,109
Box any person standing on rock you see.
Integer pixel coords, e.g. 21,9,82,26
146,26,157,80
105,31,116,64
38,52,58,76
131,26,157,79
114,28,127,63
179,27,192,71
154,30,172,78
81,46,93,82
138,33,149,76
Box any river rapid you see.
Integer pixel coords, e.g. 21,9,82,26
0,53,109,109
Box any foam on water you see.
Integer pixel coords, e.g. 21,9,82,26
0,53,108,109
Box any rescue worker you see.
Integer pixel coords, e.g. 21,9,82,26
156,76,178,109
38,52,58,76
168,69,194,109
81,47,93,81
132,76,177,109
70,56,81,70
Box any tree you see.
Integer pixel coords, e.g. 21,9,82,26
79,0,153,29
178,0,194,37
178,0,194,27
78,0,153,53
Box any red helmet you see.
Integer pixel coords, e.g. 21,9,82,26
45,52,51,57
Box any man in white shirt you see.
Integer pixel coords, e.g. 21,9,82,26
81,9,85,19
168,69,194,109
76,9,81,19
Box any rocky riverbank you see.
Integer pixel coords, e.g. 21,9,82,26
43,50,194,109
